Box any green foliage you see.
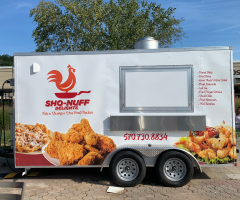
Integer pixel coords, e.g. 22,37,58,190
30,0,186,52
0,130,11,147
235,98,240,136
235,97,240,112
0,106,11,130
0,106,12,147
197,156,232,164
0,54,13,66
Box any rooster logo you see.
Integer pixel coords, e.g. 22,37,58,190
48,64,76,93
47,65,91,99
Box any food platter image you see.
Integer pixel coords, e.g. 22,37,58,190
42,118,116,166
15,119,116,166
174,121,237,164
15,123,52,154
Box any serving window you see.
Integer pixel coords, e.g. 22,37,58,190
119,65,193,112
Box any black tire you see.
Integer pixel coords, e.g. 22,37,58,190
156,151,194,187
109,151,146,187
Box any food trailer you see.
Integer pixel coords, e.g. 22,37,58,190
13,41,237,187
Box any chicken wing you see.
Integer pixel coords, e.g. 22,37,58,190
65,128,84,143
45,139,59,159
53,131,65,141
85,131,98,146
71,118,93,136
85,144,102,154
78,152,103,165
57,141,86,165
94,135,116,154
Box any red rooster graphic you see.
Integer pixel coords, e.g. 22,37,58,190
47,65,91,99
47,64,76,93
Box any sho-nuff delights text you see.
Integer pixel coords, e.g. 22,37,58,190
45,99,90,110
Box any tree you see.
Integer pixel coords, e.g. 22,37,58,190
30,0,186,52
0,54,13,66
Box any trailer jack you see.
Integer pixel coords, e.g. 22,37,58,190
22,168,30,176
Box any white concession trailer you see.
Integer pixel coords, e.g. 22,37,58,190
13,45,237,187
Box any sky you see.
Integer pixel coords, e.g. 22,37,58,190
0,0,240,60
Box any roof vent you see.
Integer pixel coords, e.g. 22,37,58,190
134,36,158,49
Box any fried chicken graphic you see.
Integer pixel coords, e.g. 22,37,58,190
84,145,102,154
78,152,103,165
45,118,116,166
45,140,86,165
85,131,98,146
44,139,59,159
57,141,86,165
94,135,116,154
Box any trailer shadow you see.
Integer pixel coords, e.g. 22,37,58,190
192,168,210,179
13,166,210,188
0,156,210,186
138,167,210,187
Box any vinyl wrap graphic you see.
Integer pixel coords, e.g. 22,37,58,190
14,50,236,167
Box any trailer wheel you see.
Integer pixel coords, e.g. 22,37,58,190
156,151,193,187
109,151,146,187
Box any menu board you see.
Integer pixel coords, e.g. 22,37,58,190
197,70,228,106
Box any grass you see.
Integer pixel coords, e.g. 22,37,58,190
0,130,11,147
235,98,240,137
0,105,12,148
0,105,12,130
236,129,240,137
235,97,240,112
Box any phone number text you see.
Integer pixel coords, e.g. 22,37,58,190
124,133,168,141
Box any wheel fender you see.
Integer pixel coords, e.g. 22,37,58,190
101,148,145,171
157,148,202,173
